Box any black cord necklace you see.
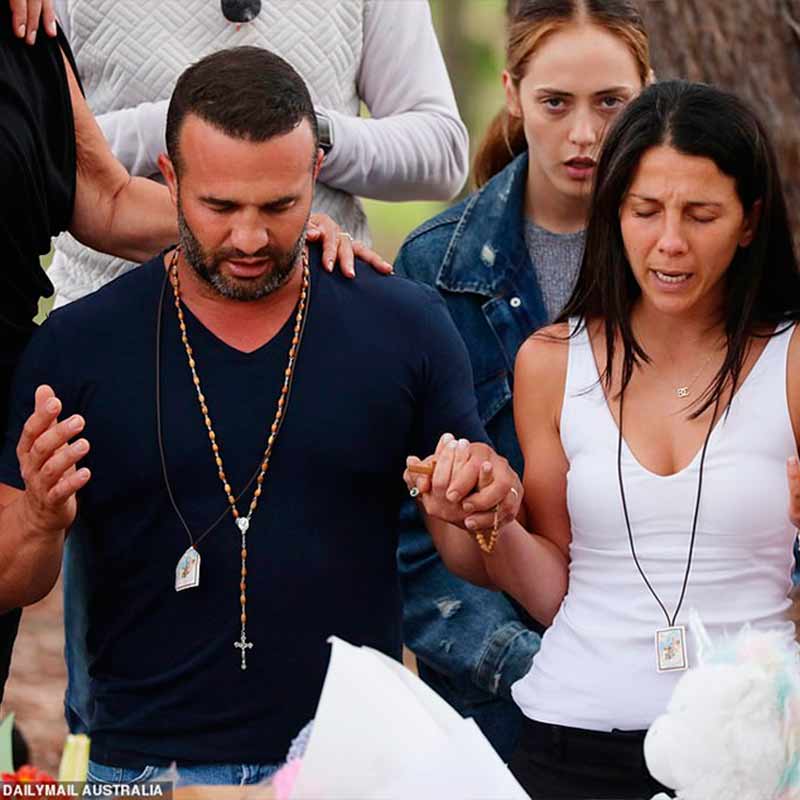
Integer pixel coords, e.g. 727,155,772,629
616,387,720,672
156,268,242,550
154,256,310,563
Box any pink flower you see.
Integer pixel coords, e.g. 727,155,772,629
272,758,303,800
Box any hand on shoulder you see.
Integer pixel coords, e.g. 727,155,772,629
9,0,57,45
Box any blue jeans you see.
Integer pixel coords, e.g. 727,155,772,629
87,760,280,786
398,507,541,761
63,527,92,734
794,537,800,585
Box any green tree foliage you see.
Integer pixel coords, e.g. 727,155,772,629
366,0,507,259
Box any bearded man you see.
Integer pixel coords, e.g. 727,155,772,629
0,47,520,784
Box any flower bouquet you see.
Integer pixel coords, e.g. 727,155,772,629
277,637,529,800
0,714,90,786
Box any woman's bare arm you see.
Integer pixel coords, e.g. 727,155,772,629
783,325,800,524
478,324,573,624
63,50,178,263
405,326,573,624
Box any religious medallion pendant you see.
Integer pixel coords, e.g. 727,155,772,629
175,546,201,592
655,625,688,672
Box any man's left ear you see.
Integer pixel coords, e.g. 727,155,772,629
313,148,324,180
739,199,762,247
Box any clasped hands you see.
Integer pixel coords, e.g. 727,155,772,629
404,432,523,535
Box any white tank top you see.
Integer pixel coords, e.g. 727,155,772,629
512,321,798,731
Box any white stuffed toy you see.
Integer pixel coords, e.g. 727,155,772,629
644,615,800,800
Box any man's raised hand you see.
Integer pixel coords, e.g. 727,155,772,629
16,385,90,536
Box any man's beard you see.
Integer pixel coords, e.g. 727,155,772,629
177,205,307,302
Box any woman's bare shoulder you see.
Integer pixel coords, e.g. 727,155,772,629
513,323,575,434
516,322,571,381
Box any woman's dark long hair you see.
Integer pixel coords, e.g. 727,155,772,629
558,80,800,416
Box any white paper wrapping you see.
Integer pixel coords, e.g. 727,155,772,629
290,637,530,800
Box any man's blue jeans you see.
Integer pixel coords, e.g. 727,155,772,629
63,527,91,734
794,537,800,585
87,760,280,786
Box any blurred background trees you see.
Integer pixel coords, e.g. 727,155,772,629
35,3,799,289
640,0,800,248
367,0,799,259
364,0,506,258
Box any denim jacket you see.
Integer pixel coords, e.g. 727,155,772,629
395,153,548,759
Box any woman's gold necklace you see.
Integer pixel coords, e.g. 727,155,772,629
641,337,723,399
170,247,310,670
672,347,719,399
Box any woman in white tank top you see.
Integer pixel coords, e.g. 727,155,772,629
406,80,800,799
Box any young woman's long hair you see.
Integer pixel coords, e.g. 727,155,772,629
473,0,651,187
558,80,800,415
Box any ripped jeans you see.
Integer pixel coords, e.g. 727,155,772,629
398,506,542,761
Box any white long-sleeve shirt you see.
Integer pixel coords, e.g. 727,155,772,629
54,0,468,201
51,0,467,305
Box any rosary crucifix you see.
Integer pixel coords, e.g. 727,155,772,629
235,631,253,670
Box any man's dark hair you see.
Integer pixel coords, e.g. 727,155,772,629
166,46,319,173
559,80,800,417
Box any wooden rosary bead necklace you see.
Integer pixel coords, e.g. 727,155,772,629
406,460,503,553
474,505,500,554
169,246,310,670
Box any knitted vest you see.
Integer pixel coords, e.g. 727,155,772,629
51,0,367,305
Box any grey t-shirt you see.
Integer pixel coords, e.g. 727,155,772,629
523,219,585,322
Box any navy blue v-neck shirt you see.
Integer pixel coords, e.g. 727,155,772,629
0,245,487,767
